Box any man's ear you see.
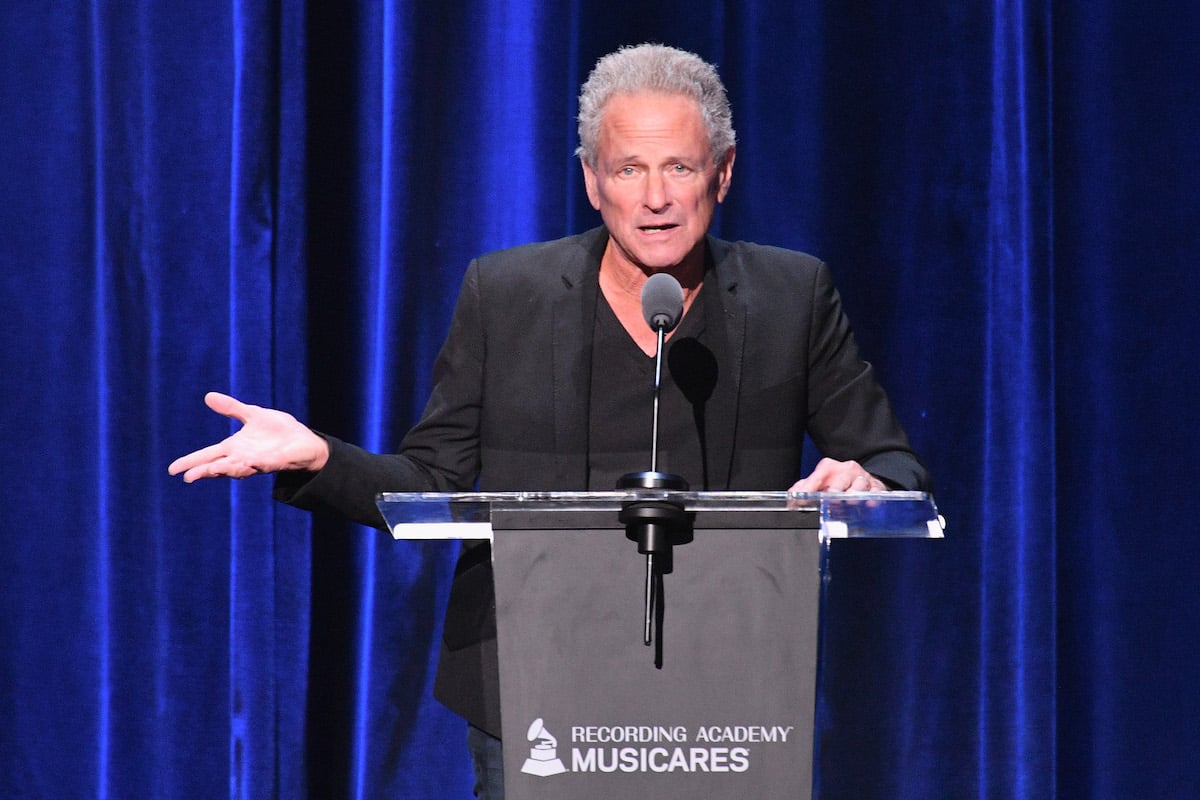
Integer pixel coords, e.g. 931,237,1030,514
716,146,735,203
581,159,601,210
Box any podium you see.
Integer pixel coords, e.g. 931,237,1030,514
379,490,942,799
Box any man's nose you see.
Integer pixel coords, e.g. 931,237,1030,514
643,171,670,211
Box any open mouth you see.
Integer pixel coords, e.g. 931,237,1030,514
639,224,678,233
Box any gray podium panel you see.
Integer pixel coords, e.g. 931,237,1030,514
491,510,821,800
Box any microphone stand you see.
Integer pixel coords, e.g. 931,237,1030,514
618,322,692,656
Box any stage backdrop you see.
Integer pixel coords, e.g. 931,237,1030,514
2,1,1198,798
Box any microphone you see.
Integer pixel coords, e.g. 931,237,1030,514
618,271,692,656
637,273,683,476
641,272,684,333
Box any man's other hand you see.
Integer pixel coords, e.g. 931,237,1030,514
789,457,887,493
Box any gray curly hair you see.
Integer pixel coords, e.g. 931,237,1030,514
576,44,736,169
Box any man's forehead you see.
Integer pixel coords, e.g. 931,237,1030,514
596,92,710,155
599,89,702,117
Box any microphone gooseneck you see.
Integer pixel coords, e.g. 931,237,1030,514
618,272,692,658
641,273,683,472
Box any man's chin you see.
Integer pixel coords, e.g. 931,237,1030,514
606,232,701,274
629,245,695,273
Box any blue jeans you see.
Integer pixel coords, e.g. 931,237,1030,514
467,725,505,799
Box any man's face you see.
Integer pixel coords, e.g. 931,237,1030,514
582,92,734,275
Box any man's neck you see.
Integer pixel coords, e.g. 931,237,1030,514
598,241,705,356
597,240,705,301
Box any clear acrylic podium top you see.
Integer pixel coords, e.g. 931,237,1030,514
378,490,944,541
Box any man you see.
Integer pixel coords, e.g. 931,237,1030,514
171,44,930,799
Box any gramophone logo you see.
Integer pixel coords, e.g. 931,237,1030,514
520,718,568,777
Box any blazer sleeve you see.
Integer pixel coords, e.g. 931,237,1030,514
802,261,932,492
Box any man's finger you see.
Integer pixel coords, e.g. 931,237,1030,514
167,441,228,476
204,391,254,423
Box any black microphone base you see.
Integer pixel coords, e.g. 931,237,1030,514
617,470,689,491
617,472,693,657
617,470,691,552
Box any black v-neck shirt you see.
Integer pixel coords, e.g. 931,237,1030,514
587,282,722,490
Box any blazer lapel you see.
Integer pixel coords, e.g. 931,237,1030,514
550,228,606,488
706,236,746,490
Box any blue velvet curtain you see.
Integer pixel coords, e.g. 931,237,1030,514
2,1,1197,797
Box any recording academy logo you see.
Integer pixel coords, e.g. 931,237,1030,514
518,718,797,779
520,718,568,777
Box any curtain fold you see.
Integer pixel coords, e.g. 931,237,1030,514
2,1,1198,797
978,1,1056,796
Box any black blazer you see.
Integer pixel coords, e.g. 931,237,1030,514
276,226,930,733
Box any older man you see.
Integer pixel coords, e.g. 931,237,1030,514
171,44,930,799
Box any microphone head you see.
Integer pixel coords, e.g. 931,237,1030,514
641,272,684,333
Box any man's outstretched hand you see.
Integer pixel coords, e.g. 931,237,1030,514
168,392,330,482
